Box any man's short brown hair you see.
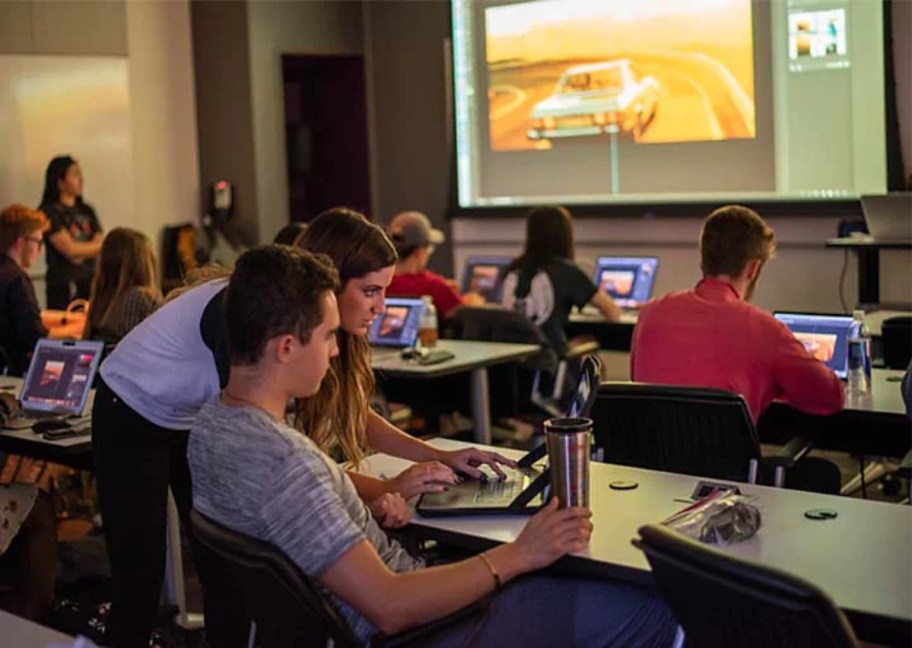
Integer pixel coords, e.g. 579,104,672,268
700,205,776,277
0,204,48,253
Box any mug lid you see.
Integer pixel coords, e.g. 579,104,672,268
544,416,593,433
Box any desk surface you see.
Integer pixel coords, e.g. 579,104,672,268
569,310,638,325
826,237,912,249
0,377,94,469
844,369,907,416
0,609,72,645
370,340,540,379
361,438,912,631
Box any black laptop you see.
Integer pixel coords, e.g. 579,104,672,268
416,355,600,517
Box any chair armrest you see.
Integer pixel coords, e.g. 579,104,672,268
374,601,487,647
764,436,813,470
565,339,599,358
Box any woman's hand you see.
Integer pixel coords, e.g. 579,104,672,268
389,462,458,499
436,447,518,480
511,497,592,571
368,493,411,529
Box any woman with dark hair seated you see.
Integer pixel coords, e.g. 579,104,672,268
501,205,621,356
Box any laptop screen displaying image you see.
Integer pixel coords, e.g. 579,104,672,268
368,297,426,348
592,256,659,308
774,313,858,379
20,339,105,415
461,256,512,303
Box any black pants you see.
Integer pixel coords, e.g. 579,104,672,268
92,378,194,648
92,379,247,647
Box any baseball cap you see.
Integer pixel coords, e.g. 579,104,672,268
388,211,445,249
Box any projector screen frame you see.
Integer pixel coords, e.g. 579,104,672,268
445,0,904,221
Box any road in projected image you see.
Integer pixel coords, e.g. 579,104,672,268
485,0,756,152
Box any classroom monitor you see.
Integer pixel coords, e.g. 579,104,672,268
451,0,888,208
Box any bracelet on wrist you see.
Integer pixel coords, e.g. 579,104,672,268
477,552,502,591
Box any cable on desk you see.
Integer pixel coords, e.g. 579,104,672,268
838,249,849,313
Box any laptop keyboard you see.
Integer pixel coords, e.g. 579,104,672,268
474,470,524,504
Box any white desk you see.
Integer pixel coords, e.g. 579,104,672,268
361,438,912,640
371,340,540,444
0,609,73,646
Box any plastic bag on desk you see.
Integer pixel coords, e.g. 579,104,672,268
662,489,761,546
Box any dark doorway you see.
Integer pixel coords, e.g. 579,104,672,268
283,55,372,222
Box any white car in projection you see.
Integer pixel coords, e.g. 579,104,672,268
527,59,659,142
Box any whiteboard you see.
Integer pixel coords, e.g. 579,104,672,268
0,55,133,288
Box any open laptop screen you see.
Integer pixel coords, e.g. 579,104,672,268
461,255,512,303
20,339,104,414
774,313,858,379
368,297,426,348
592,256,659,307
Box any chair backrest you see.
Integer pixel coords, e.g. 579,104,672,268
881,316,912,370
634,524,859,648
189,509,361,648
590,383,760,482
445,306,557,371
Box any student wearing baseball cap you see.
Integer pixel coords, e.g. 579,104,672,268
386,211,481,320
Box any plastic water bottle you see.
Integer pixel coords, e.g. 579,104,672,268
846,309,871,396
417,296,438,349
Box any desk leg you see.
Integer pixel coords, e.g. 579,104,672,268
857,247,880,306
470,367,491,445
164,489,204,630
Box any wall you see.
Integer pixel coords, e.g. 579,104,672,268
247,0,364,243
126,0,200,241
191,1,259,245
363,0,454,274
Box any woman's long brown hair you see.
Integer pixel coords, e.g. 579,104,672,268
86,228,161,337
291,208,397,465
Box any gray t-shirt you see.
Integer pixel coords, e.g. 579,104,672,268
188,397,422,642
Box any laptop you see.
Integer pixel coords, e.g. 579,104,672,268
860,193,912,242
591,256,660,308
461,256,512,303
4,339,105,429
368,297,426,348
417,355,601,517
773,312,858,379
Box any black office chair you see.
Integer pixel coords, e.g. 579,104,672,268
446,306,598,416
190,509,480,648
881,316,911,370
633,524,859,647
590,383,813,488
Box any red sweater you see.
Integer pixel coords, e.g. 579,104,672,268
631,278,845,423
387,270,463,320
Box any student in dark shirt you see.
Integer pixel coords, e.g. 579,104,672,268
38,155,104,309
0,205,50,376
85,228,162,343
501,205,621,355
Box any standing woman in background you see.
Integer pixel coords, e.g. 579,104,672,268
38,155,104,309
84,228,162,343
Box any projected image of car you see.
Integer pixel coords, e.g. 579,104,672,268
526,60,659,142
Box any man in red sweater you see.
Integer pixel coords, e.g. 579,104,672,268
386,211,481,320
631,205,845,493
632,204,845,423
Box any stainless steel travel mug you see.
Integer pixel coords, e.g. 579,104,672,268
544,417,592,508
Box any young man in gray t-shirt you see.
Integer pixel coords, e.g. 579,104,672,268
189,244,676,646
